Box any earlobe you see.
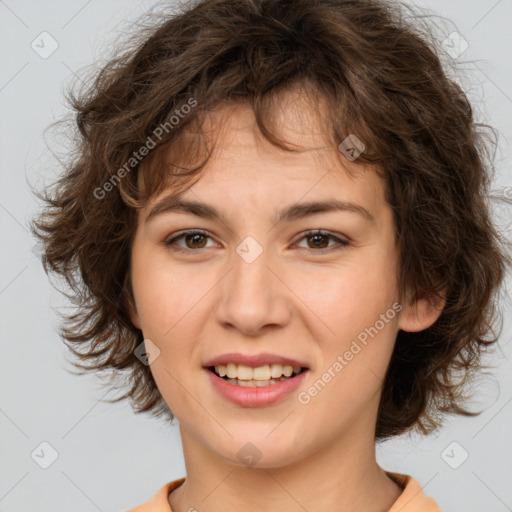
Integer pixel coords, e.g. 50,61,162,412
398,290,446,333
126,291,142,330
124,270,141,330
129,303,142,330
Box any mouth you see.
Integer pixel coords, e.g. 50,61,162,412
204,361,310,407
206,363,309,387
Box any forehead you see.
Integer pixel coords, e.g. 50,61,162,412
138,88,387,219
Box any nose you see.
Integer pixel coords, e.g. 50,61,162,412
214,242,292,336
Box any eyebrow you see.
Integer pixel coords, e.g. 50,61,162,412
146,196,375,225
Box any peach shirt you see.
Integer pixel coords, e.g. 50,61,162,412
126,472,442,511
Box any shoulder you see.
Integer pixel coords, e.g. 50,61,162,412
125,478,186,512
386,472,442,512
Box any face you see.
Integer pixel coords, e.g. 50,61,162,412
128,91,440,469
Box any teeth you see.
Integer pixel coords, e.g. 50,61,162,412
227,377,288,387
214,363,303,380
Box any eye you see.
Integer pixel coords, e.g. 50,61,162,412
294,230,349,251
164,230,218,251
164,229,349,252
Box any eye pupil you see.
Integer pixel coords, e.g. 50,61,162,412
308,234,329,248
186,233,206,248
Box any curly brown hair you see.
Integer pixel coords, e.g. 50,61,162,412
30,0,511,440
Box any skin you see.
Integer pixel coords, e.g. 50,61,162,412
128,88,445,512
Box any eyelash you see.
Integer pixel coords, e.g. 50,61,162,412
164,229,350,253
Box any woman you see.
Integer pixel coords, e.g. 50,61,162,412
30,0,510,510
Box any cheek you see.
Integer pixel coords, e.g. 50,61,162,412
289,248,400,401
293,256,398,340
130,247,187,338
302,316,398,427
130,249,217,381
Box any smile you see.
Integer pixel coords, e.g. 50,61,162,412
205,364,309,406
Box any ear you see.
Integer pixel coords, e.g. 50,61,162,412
128,299,142,330
124,270,142,330
398,289,446,332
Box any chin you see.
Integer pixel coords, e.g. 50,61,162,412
212,434,306,470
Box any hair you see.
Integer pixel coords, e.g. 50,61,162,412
30,0,511,440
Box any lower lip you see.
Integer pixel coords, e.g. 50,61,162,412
205,368,308,407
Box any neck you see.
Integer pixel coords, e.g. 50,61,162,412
168,410,402,512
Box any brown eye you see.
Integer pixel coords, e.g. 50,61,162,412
184,233,207,249
165,230,216,251
306,233,330,249
165,229,349,253
295,230,349,251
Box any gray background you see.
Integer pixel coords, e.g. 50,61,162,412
0,1,511,511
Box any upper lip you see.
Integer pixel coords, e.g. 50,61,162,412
203,352,309,369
